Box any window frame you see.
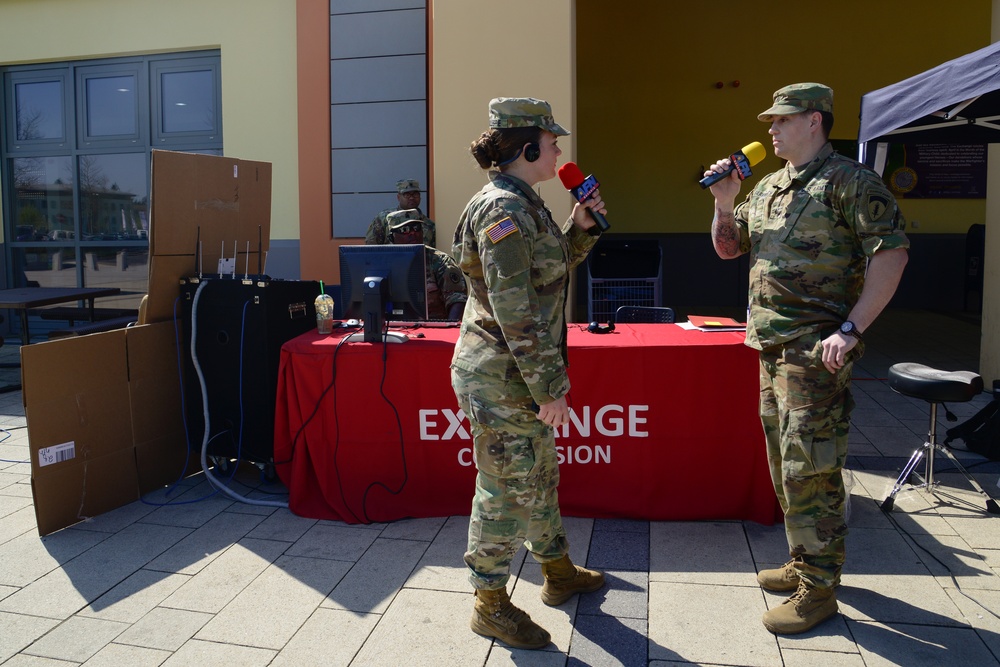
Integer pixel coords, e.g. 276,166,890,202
75,61,147,149
1,51,222,294
4,68,72,153
150,56,223,146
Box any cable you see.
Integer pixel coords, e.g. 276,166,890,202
140,296,242,508
355,335,409,523
190,280,287,509
272,333,348,467
327,336,363,522
0,426,30,464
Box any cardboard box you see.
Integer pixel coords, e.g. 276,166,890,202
24,151,274,535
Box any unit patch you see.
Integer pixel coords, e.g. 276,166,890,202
867,193,890,221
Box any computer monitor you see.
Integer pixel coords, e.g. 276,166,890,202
339,244,427,343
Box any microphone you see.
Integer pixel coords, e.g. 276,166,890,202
699,141,767,189
558,162,610,232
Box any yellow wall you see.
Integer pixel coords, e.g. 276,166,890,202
430,0,992,242
430,0,577,245
0,0,300,239
574,0,991,235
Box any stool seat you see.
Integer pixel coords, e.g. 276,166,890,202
888,362,983,403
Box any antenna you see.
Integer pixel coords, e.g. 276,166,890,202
195,227,201,278
257,225,263,277
244,241,250,279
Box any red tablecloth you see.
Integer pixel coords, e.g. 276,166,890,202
274,323,782,525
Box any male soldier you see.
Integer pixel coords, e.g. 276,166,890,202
704,83,909,634
387,209,466,320
365,179,437,247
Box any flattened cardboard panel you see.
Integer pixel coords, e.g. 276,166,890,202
126,321,190,492
126,321,184,444
147,151,272,324
149,150,272,257
22,330,135,535
31,448,138,537
23,330,133,470
146,255,197,325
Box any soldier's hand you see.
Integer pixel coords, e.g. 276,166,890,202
821,332,858,373
536,395,569,427
706,159,741,202
571,189,606,231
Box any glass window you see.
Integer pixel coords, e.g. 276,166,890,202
86,74,137,137
151,57,221,145
162,69,215,132
81,245,148,310
2,51,219,305
77,153,148,240
11,155,74,242
12,247,77,288
15,80,64,141
76,63,145,146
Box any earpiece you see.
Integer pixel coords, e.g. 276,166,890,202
524,142,540,163
587,321,615,334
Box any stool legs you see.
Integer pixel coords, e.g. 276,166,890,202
881,403,1000,514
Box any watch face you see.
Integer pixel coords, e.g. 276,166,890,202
840,321,853,334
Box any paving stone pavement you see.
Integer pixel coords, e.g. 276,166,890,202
2,308,1000,666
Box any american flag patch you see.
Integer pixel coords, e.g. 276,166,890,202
485,217,518,243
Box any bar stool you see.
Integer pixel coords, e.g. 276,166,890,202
881,362,1000,514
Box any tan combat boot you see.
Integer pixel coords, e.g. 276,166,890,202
470,587,551,649
761,580,838,635
756,557,801,592
540,555,605,606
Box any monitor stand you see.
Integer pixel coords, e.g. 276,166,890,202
344,330,409,344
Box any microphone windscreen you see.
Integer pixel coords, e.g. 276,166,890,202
558,162,586,189
741,141,767,166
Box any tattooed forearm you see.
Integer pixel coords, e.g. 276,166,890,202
712,207,741,259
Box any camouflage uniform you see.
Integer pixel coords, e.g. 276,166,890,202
452,164,599,590
367,207,436,246
424,247,467,319
734,129,909,590
366,179,437,247
386,209,467,319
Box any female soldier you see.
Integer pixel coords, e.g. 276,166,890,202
451,97,606,649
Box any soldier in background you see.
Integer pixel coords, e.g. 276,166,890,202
451,97,606,650
365,179,437,247
705,82,909,635
386,209,466,320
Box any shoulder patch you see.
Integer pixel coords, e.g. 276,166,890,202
485,216,519,243
867,192,890,221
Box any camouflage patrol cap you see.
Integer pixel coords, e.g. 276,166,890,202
757,83,834,121
488,97,569,136
396,179,420,193
387,208,423,232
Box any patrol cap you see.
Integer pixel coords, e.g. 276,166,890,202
396,179,420,193
387,208,422,232
757,83,834,121
488,97,569,136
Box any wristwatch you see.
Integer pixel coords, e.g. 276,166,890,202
840,320,863,340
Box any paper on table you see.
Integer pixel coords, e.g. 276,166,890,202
686,315,746,332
